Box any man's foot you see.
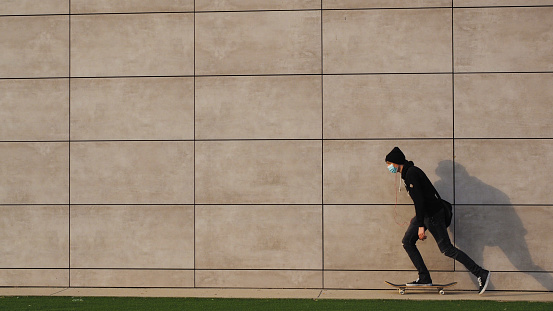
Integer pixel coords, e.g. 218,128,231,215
478,270,491,295
406,278,433,286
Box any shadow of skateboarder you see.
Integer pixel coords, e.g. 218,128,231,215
434,160,553,291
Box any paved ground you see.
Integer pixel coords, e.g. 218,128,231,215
1,288,552,302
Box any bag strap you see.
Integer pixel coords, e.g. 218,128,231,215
430,182,442,201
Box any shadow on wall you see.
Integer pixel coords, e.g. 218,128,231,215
434,160,553,291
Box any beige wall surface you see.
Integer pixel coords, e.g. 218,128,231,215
0,15,69,78
0,0,68,15
1,1,552,292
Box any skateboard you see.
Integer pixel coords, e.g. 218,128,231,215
385,281,457,295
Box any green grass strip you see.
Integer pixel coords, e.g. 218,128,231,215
0,296,551,311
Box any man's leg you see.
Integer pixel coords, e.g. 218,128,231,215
402,217,432,284
426,209,486,277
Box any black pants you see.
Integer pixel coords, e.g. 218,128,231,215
402,207,484,281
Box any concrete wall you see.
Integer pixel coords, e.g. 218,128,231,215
1,0,552,291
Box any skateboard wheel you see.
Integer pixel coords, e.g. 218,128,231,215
399,290,405,295
439,290,445,295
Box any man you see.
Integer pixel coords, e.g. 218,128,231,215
385,147,491,294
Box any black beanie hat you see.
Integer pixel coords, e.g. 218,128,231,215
385,147,406,164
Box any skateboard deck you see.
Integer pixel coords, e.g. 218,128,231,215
385,281,457,295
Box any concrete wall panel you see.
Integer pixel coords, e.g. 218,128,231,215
0,16,68,78
454,0,553,7
196,0,320,11
195,11,321,75
324,74,452,139
196,270,322,289
71,0,194,14
0,79,68,141
196,76,321,140
323,9,451,74
196,141,322,204
0,206,68,268
455,73,553,138
323,140,453,204
70,142,194,204
71,77,194,140
195,205,322,269
70,205,194,269
0,143,68,204
71,13,194,77
324,205,452,270
0,0,68,15
455,140,553,205
324,0,451,9
0,270,68,287
489,272,553,292
70,270,194,288
455,206,553,272
454,7,553,72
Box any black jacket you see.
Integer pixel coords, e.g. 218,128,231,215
401,161,442,227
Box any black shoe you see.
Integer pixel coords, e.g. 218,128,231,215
406,278,433,286
478,270,491,295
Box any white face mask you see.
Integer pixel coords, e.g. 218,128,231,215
388,163,398,174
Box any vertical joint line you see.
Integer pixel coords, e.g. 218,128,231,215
68,0,72,287
320,0,324,289
193,0,196,289
451,3,456,272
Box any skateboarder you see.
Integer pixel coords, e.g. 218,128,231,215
385,147,491,294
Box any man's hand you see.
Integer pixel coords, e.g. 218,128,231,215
418,227,427,241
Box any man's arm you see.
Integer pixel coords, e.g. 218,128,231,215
405,170,427,240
